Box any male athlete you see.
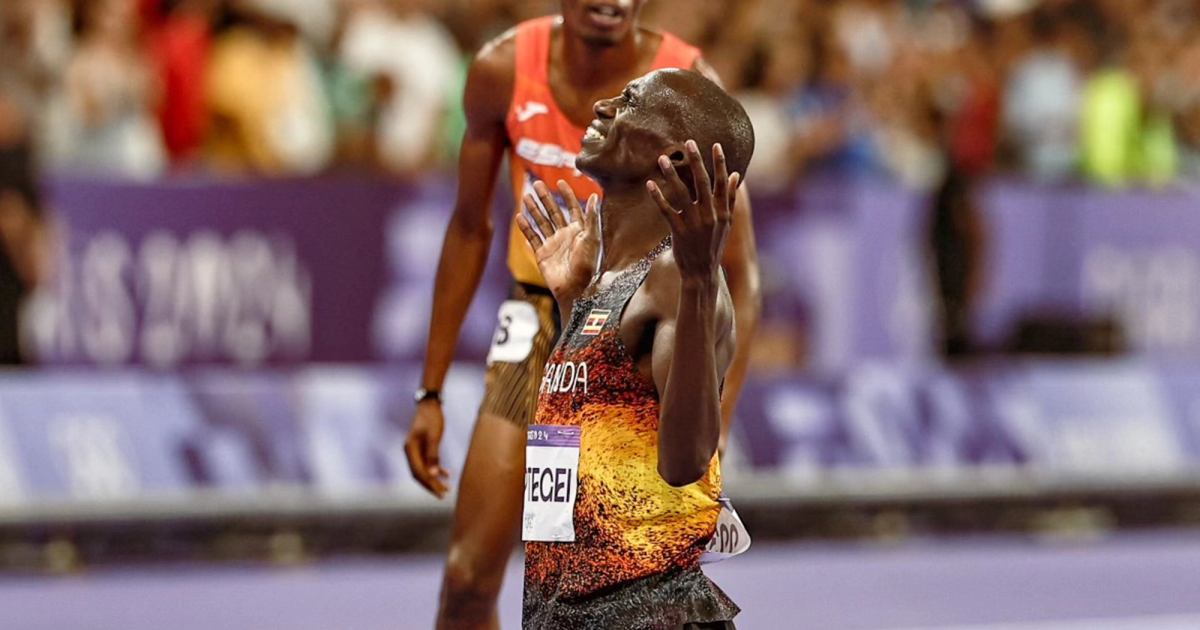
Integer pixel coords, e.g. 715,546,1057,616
517,68,750,629
404,2,761,628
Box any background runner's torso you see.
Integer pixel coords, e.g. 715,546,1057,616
503,16,701,287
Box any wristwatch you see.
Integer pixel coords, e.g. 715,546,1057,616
414,387,442,404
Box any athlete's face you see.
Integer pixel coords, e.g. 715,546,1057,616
560,0,646,46
576,70,687,183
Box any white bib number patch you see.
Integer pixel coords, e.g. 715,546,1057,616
701,497,751,564
522,425,581,543
487,300,540,365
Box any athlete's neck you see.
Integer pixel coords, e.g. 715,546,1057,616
597,182,671,273
558,25,644,88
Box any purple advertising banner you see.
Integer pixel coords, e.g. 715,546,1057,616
36,178,396,366
29,176,1200,369
751,179,1200,374
1070,188,1200,355
35,177,518,368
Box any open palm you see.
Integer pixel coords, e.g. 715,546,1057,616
516,180,600,307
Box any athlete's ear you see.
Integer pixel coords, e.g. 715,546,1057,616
666,147,689,187
662,144,699,202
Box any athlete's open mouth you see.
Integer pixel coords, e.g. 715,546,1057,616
585,2,626,29
584,120,607,142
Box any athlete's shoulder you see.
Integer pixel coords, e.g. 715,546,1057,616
645,248,733,321
472,25,519,80
690,56,725,88
463,28,519,123
644,25,690,47
633,25,667,55
642,248,682,315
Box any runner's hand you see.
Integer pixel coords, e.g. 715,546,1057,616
646,140,739,284
516,180,600,307
405,402,450,498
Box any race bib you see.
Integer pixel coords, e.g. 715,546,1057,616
522,425,581,543
700,497,751,564
487,300,540,365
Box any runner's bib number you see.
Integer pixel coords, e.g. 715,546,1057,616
487,300,540,365
522,425,580,543
700,497,751,564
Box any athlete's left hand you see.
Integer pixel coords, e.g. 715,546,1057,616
646,140,740,285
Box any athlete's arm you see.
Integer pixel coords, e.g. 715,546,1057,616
694,57,762,452
405,38,515,498
645,141,738,487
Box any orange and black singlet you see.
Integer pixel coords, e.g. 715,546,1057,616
504,17,701,288
523,238,739,629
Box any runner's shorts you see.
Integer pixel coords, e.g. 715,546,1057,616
480,283,561,428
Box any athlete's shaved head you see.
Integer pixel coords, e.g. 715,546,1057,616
654,69,755,186
577,69,755,193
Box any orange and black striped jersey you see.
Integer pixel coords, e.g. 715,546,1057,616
522,238,738,628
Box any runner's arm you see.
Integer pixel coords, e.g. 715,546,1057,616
694,57,763,451
406,41,513,497
419,45,513,393
648,264,736,487
646,140,739,487
718,189,760,446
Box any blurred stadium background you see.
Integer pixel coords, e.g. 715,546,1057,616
4,0,1200,628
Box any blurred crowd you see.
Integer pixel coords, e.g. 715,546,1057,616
3,0,1200,190
704,0,1200,191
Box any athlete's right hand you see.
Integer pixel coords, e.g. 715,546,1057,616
405,401,450,498
516,180,600,307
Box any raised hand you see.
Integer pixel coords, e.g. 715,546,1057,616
646,140,740,285
516,180,601,307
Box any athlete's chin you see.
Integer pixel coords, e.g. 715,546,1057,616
575,152,603,179
578,28,628,47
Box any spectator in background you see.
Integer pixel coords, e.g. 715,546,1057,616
206,0,333,176
1002,7,1081,182
737,35,811,194
148,0,219,169
338,0,462,177
1079,16,1179,187
1179,95,1200,180
1129,20,1179,186
870,47,945,189
0,93,49,365
1079,42,1145,187
927,167,986,359
440,0,555,53
946,25,1002,177
792,25,884,178
833,0,899,81
1176,41,1200,180
53,0,165,180
1,0,1197,188
0,0,72,139
640,0,722,51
